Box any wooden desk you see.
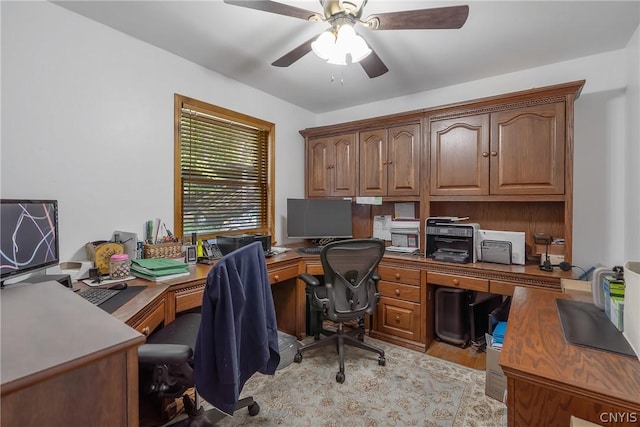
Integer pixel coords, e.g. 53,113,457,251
500,287,640,426
1,282,145,427
107,251,305,339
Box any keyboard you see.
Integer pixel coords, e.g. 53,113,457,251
79,288,121,306
297,247,323,255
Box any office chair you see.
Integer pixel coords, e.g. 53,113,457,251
138,242,280,426
294,238,386,383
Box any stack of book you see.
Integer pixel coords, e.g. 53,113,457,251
131,258,190,282
491,321,508,349
603,274,625,331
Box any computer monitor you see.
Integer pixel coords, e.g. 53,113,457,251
1,199,60,285
287,198,352,240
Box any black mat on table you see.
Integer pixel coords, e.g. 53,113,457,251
555,298,636,358
98,285,146,314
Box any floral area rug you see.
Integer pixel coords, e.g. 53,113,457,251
211,337,506,427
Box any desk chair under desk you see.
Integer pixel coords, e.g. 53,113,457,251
138,242,280,426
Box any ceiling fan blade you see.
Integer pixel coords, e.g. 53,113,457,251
223,0,322,21
272,35,317,67
359,49,389,78
365,5,469,30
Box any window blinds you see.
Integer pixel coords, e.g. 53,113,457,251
179,106,268,236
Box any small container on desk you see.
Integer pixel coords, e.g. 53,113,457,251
109,253,130,279
143,242,183,259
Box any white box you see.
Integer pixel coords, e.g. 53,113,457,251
476,230,526,265
485,334,507,402
623,261,639,360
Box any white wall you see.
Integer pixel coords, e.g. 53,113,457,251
1,2,313,262
625,26,640,262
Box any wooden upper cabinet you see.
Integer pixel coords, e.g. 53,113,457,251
430,102,566,196
306,133,357,197
430,114,490,196
359,124,420,196
490,102,565,195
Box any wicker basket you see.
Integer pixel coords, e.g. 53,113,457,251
143,242,183,259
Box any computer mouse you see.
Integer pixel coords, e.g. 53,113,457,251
108,282,128,291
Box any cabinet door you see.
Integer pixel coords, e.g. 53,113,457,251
306,134,357,197
306,137,332,197
331,133,357,197
387,124,420,196
359,129,387,196
430,114,490,196
490,102,565,195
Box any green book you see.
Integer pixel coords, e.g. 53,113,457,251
132,258,188,271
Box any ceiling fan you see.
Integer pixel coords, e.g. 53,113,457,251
223,0,469,78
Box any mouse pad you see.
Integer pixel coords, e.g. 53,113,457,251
555,298,636,357
98,285,146,314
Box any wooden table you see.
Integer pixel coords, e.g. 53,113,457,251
500,287,640,426
1,282,145,427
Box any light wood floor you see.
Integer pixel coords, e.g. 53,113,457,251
426,339,487,370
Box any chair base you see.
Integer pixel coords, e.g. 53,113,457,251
165,394,259,427
294,323,385,383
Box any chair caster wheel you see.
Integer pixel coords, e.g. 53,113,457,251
336,372,345,383
378,356,386,366
293,352,302,363
248,402,260,416
357,333,364,342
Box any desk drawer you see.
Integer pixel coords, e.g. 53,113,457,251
376,296,421,341
269,265,298,284
134,298,165,336
378,265,420,286
427,272,489,292
305,263,323,276
378,281,421,303
175,285,204,313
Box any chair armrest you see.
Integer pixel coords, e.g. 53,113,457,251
138,343,193,365
299,273,320,287
372,273,380,283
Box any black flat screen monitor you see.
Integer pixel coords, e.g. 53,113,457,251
287,198,352,239
1,199,59,282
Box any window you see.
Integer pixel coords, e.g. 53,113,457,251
174,94,274,241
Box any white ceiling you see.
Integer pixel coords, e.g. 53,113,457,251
53,0,639,113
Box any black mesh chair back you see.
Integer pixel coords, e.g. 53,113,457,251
294,238,386,383
320,239,385,323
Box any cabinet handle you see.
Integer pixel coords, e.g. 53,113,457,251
490,151,497,156
452,278,460,286
395,315,401,323
482,152,489,157
142,326,150,336
387,160,393,164
273,274,280,282
395,273,401,280
395,289,401,296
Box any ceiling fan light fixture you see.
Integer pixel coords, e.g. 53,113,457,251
313,23,371,65
311,30,336,60
349,34,371,63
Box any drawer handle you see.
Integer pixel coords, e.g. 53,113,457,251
142,326,150,336
452,279,460,286
395,289,401,296
395,315,401,323
395,273,401,280
273,274,280,282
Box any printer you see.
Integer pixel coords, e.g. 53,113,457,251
425,218,480,263
216,234,271,255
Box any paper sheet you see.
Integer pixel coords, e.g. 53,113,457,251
394,202,416,219
373,215,392,240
